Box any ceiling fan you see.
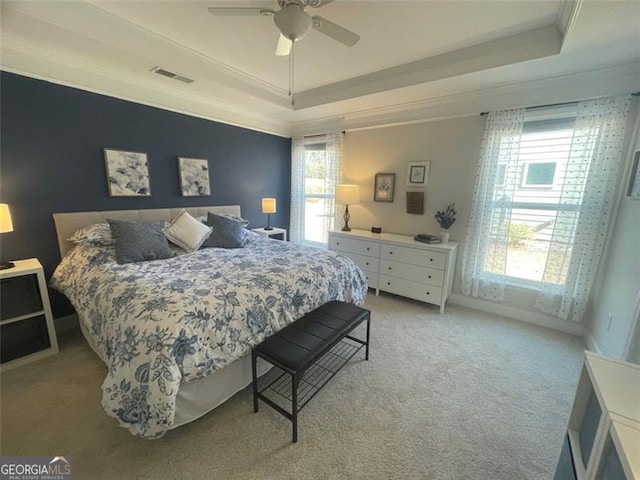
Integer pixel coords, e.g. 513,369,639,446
207,0,360,56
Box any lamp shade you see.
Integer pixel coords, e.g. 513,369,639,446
262,198,277,214
335,185,360,205
0,204,13,233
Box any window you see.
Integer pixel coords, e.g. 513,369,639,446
496,163,506,186
302,143,334,245
486,116,575,284
522,162,556,187
290,133,342,246
462,95,631,321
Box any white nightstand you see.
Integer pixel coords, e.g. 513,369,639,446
0,258,59,371
251,227,287,241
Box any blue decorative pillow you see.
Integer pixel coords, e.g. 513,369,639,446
201,212,245,249
108,219,175,264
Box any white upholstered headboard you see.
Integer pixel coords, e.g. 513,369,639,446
53,205,242,258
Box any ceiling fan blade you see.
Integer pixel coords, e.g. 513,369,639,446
307,0,336,7
207,7,275,16
311,15,360,47
275,34,292,56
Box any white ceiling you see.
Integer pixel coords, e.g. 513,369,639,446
1,1,639,137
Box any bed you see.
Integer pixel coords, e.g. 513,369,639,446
51,206,367,438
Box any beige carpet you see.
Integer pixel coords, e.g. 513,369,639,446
0,293,584,480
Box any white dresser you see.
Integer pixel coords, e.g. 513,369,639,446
328,229,458,313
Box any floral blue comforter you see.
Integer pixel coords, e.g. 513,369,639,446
51,233,367,438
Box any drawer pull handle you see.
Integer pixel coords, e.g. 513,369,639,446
388,267,391,270
336,242,340,245
387,282,391,286
428,275,432,279
366,247,370,251
430,258,433,262
426,292,430,295
365,262,369,266
389,251,393,255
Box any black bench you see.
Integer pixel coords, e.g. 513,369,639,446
251,300,371,442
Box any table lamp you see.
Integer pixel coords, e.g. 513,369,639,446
335,185,360,232
0,203,15,270
262,198,276,231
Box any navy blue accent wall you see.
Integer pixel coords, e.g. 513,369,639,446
0,72,291,317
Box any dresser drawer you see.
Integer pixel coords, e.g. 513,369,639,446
380,260,445,287
329,236,380,258
379,275,443,305
381,245,446,270
341,252,380,273
363,272,378,289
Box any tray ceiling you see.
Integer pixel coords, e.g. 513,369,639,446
1,1,639,136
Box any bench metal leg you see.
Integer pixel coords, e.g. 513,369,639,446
292,373,299,443
365,315,371,361
252,350,259,413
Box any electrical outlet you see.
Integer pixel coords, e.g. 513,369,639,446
607,314,613,331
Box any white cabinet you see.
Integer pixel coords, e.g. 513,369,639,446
329,230,458,313
554,352,640,480
0,258,59,371
251,227,287,241
328,233,381,289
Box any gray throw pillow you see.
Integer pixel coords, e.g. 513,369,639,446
108,219,175,264
201,212,245,249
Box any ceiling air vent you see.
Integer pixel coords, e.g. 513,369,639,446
151,67,194,84
173,75,194,84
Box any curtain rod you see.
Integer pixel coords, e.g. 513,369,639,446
302,131,345,139
480,92,640,116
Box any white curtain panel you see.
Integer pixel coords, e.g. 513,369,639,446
534,95,632,321
289,133,343,244
461,108,526,301
324,133,343,234
290,136,306,244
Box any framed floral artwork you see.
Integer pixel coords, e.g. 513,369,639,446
178,157,210,196
374,173,395,202
406,161,430,187
104,148,150,197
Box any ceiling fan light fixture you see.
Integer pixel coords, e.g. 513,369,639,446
273,4,312,41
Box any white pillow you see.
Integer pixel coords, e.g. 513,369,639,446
163,210,213,252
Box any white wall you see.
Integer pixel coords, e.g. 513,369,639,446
342,105,639,339
342,116,484,239
586,103,640,359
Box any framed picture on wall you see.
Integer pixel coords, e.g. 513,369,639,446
374,173,395,202
626,150,640,200
178,157,210,196
406,161,430,187
104,148,150,197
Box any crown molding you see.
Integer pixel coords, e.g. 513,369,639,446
1,41,292,138
290,62,640,136
557,0,584,49
2,1,291,108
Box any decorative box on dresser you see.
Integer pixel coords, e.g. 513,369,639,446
328,229,458,313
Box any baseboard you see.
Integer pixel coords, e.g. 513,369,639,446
55,314,79,333
583,333,602,354
448,294,584,336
